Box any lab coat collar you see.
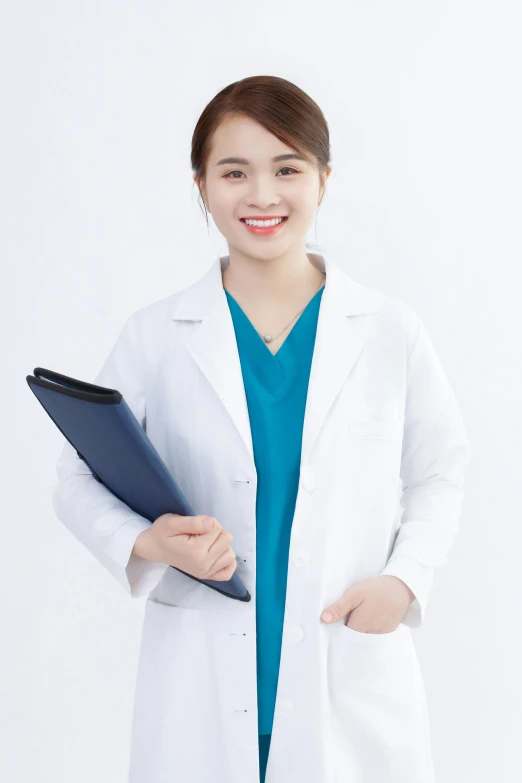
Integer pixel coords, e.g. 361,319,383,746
171,252,382,320
171,253,384,468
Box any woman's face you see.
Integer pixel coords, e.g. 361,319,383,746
195,114,330,260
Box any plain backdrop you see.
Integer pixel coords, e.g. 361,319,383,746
3,1,521,781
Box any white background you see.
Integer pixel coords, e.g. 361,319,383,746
3,1,521,781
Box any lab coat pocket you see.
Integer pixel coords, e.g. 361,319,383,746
348,417,404,439
332,618,422,698
328,620,430,781
344,417,405,510
341,622,400,640
129,600,218,782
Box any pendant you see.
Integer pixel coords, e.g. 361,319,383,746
263,334,272,343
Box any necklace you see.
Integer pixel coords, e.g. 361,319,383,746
258,273,325,344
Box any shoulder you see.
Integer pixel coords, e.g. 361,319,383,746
130,289,182,331
344,273,423,355
122,282,193,366
128,261,213,333
378,291,422,342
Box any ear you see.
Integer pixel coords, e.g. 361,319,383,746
318,166,332,205
197,178,209,213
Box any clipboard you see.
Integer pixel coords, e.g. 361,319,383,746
27,367,251,602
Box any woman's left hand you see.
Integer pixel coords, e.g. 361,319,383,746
320,575,416,634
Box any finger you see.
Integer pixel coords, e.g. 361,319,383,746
321,600,347,624
321,587,362,623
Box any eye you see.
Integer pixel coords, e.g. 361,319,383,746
223,167,299,179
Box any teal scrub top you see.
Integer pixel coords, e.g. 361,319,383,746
224,281,325,737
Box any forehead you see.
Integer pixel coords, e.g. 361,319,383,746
208,114,303,163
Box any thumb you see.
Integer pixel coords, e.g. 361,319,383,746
166,513,216,534
197,515,216,532
321,586,358,624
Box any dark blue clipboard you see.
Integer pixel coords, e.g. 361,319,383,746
27,367,251,602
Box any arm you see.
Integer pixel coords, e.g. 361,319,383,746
52,312,169,598
380,314,472,628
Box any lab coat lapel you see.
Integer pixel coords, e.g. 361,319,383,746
171,258,256,471
170,254,383,474
300,258,383,464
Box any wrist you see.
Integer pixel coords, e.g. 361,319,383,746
131,528,153,560
381,575,416,605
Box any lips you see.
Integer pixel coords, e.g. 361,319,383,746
239,215,289,236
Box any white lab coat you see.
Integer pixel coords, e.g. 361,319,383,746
52,252,471,783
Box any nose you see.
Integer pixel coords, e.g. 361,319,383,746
245,175,283,210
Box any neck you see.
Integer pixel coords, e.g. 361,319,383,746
221,248,325,304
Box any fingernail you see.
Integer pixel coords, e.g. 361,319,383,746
321,611,333,622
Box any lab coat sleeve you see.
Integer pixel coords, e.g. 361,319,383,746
52,312,169,599
380,314,472,628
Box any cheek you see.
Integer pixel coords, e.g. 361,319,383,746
288,188,320,215
206,182,237,213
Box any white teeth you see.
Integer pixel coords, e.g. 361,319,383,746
243,217,285,227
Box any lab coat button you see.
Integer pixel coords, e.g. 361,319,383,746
293,549,310,566
301,467,316,491
288,625,304,643
279,700,295,716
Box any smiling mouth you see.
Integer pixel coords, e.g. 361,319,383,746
239,216,288,224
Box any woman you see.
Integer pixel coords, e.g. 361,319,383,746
53,76,471,783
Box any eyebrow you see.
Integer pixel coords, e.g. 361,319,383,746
215,153,308,166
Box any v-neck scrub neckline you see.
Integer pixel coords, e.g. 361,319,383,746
224,284,325,396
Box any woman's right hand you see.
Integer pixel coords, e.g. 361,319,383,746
131,513,238,581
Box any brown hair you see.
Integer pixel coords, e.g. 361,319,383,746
191,75,331,250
